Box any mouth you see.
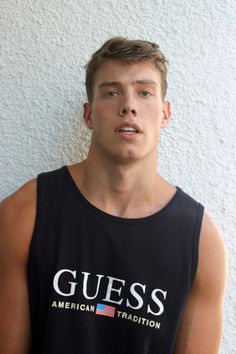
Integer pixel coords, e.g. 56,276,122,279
115,123,142,136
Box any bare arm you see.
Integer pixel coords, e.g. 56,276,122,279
174,213,228,354
0,181,36,354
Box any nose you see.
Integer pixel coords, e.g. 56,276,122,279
119,106,136,116
119,94,137,117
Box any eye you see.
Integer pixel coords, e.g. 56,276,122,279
139,91,152,97
105,91,120,97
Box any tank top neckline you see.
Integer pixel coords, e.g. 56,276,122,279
62,165,182,224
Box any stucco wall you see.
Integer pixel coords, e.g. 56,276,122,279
0,0,235,352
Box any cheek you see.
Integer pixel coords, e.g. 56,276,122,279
143,106,163,126
90,107,113,131
145,114,163,139
142,100,162,114
93,101,116,117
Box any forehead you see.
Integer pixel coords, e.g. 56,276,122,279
93,59,162,88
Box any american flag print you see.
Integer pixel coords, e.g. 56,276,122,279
95,303,116,317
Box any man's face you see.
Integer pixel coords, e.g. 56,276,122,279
84,59,171,164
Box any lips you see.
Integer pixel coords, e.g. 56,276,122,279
115,123,142,134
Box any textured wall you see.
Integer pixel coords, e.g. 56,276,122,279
0,0,235,351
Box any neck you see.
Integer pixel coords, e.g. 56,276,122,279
70,150,175,218
83,149,159,195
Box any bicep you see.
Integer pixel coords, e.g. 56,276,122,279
174,213,228,354
174,285,224,354
0,183,36,354
0,263,31,353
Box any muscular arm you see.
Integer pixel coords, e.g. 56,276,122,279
174,213,228,354
0,181,36,354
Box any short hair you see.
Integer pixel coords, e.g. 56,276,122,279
85,36,169,102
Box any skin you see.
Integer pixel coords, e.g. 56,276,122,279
0,59,227,353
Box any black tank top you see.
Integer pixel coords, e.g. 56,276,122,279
28,166,204,354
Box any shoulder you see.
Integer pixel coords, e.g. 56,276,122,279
0,179,37,265
200,213,227,254
0,179,37,225
194,212,228,300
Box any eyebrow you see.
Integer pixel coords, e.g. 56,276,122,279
97,80,158,88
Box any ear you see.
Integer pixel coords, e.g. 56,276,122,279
161,101,171,128
83,102,93,129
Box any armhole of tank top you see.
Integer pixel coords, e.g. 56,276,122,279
28,174,43,256
189,203,205,289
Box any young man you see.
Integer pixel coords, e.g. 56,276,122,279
0,37,227,353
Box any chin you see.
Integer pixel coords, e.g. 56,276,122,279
111,151,146,164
